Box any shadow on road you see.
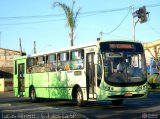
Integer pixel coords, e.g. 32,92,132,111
0,91,160,119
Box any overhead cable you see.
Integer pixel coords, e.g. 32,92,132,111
146,22,160,35
102,7,131,34
0,7,130,20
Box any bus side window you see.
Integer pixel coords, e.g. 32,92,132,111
27,58,35,73
46,55,48,64
71,49,84,70
57,53,60,70
33,56,45,72
58,52,70,71
38,56,45,66
36,57,38,65
47,54,56,71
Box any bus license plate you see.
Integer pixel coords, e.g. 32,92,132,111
124,93,133,97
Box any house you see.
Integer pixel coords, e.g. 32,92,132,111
0,48,26,91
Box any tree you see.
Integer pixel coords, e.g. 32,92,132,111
54,1,81,46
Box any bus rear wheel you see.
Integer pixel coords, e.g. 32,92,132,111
30,87,39,103
111,99,123,106
76,88,84,106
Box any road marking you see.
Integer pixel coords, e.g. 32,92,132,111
0,103,11,107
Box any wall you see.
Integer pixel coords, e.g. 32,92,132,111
0,78,13,92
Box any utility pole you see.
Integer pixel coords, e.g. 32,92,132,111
132,5,135,41
100,31,103,40
19,38,22,56
132,6,138,41
33,41,36,54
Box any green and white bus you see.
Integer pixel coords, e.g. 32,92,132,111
13,40,148,106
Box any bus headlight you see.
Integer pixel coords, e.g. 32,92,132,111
137,85,147,90
142,85,147,89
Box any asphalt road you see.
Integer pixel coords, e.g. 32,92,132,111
0,89,160,119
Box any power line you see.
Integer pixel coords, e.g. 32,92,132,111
0,7,130,21
134,3,160,9
146,3,160,8
0,14,64,20
0,6,130,26
81,7,130,15
101,7,131,35
0,19,65,26
146,22,160,35
0,3,159,21
103,33,131,40
0,3,159,26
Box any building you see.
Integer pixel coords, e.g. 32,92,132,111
0,48,26,78
0,48,26,91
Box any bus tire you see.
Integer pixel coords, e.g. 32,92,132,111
111,99,123,106
30,87,39,103
76,88,84,107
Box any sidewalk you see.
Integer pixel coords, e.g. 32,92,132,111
0,91,27,103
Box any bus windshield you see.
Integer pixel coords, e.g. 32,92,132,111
100,42,147,86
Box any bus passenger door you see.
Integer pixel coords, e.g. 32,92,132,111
18,63,25,93
86,53,96,99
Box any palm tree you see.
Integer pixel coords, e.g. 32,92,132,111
54,1,81,46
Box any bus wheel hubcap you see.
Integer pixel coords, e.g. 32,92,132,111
77,92,82,102
31,90,35,99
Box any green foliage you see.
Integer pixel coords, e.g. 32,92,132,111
53,1,81,46
48,72,71,99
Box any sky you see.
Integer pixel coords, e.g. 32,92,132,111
0,0,160,55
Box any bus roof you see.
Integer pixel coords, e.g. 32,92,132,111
31,41,98,57
31,40,142,57
15,40,143,59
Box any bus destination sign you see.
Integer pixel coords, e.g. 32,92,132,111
109,44,134,49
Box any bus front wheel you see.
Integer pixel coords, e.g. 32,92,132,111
111,99,123,106
30,87,39,103
76,88,84,106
